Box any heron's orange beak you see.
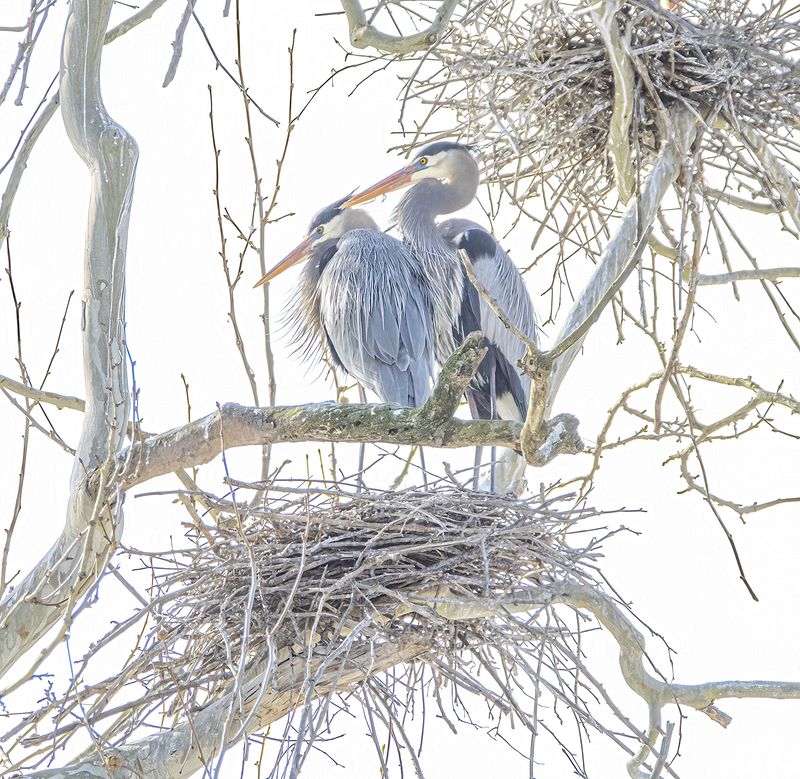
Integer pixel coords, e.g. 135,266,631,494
253,235,314,287
342,165,415,208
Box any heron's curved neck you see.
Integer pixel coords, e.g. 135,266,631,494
395,158,479,246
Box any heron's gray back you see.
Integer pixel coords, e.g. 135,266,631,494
317,229,435,407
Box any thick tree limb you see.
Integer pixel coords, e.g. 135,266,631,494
339,0,459,53
543,108,697,417
119,335,520,491
591,0,635,203
120,402,520,490
0,1,136,680
736,123,800,233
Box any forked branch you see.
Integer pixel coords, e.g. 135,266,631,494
339,0,458,53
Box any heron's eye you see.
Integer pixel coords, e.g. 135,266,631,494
417,156,428,168
314,225,324,236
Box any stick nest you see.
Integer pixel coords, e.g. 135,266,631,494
148,485,595,696
415,0,800,210
11,484,613,769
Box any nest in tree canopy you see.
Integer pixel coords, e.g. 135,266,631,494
15,483,612,758
413,0,800,210
146,485,596,690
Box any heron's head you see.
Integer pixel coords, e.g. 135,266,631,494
342,142,478,208
253,197,377,287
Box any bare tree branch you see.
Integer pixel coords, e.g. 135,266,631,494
0,0,137,680
544,108,697,416
118,334,525,491
736,122,800,233
0,0,171,252
704,187,781,214
0,373,84,411
339,0,458,53
104,0,171,44
696,267,800,285
591,0,635,203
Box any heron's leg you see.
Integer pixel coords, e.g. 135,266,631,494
418,446,429,490
357,383,367,492
466,391,482,489
489,362,497,493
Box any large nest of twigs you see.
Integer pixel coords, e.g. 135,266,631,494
14,484,615,768
416,0,800,209
145,486,595,701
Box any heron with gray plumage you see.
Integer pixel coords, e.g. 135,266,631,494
254,196,436,484
343,142,539,491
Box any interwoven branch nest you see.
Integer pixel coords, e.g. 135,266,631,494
413,0,800,211
13,484,613,760
146,486,599,692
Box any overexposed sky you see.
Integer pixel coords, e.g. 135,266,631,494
0,2,798,776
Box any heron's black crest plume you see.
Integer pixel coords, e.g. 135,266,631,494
415,141,477,159
309,193,354,232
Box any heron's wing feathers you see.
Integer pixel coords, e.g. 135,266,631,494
319,229,435,407
440,225,538,418
280,242,342,378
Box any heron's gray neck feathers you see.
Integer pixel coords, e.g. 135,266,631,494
394,179,476,363
340,208,378,232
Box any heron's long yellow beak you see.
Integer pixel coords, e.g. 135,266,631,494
253,235,314,287
342,165,415,208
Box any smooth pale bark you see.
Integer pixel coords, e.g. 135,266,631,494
737,123,800,233
543,109,697,417
0,0,136,680
339,0,459,53
592,0,635,203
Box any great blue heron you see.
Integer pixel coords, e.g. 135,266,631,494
254,197,436,486
254,196,436,407
343,142,538,489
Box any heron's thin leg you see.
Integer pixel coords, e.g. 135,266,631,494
357,383,367,492
418,446,429,490
466,391,482,489
489,361,497,493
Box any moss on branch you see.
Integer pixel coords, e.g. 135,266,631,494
119,333,518,489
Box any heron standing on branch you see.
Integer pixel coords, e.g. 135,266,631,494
254,197,436,407
344,142,538,490
254,197,436,487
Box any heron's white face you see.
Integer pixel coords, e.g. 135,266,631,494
341,145,476,209
309,213,346,243
408,149,463,184
309,209,378,243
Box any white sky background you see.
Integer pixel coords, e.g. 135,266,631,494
0,1,798,776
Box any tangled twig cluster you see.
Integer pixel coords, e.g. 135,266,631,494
7,483,619,773
411,0,799,224
138,484,598,709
